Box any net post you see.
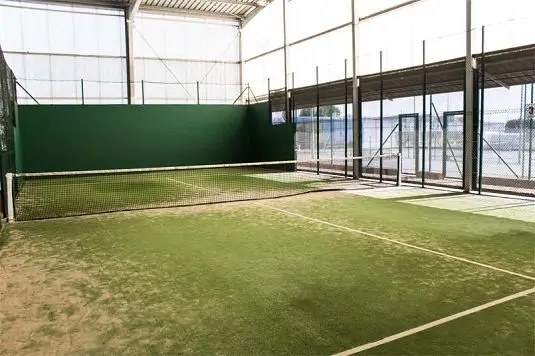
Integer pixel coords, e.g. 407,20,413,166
6,173,14,222
397,153,402,187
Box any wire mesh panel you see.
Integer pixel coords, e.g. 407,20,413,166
9,155,400,221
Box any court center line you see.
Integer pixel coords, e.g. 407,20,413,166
258,204,535,282
331,287,535,356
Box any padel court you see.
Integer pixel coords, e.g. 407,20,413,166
1,189,533,355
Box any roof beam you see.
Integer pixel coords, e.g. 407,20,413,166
140,5,243,21
127,0,142,20
197,0,258,6
485,72,510,90
240,5,264,27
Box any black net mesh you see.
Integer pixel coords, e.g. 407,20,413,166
12,156,399,221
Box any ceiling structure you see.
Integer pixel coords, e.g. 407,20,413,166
16,0,274,24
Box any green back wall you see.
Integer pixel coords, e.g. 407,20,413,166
247,102,295,162
18,105,250,173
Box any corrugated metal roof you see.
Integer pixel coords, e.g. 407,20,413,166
16,0,274,23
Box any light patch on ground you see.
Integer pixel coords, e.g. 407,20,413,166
0,231,120,355
344,186,454,199
405,194,535,223
247,171,341,183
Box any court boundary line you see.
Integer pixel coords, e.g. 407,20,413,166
258,204,535,281
331,287,535,355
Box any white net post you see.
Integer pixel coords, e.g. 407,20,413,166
6,173,14,222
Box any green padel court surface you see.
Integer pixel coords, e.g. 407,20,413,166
1,194,534,355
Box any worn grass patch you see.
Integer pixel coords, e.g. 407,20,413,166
1,196,533,355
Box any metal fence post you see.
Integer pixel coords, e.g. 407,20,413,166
478,26,485,195
379,51,384,183
316,66,320,175
81,79,85,105
197,81,200,105
422,41,427,188
141,80,145,105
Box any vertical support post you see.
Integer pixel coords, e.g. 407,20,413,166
415,115,420,174
344,58,349,178
522,84,527,177
464,0,474,192
81,79,85,105
351,0,361,179
379,51,384,183
247,83,251,104
197,81,200,105
398,116,403,160
238,27,244,101
429,94,433,173
6,173,14,222
141,80,145,105
422,40,427,188
478,28,488,190
443,114,448,178
397,153,402,187
316,66,320,175
529,83,533,180
282,0,290,123
124,11,134,105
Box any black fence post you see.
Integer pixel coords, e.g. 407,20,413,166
344,58,348,178
316,66,320,175
379,50,384,183
478,26,485,195
422,40,427,188
197,81,200,105
529,83,533,180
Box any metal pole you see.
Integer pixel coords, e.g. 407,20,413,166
429,94,433,173
380,51,384,183
282,0,290,123
529,83,533,180
464,0,474,192
422,40,427,188
443,113,448,178
345,59,348,178
522,84,527,177
81,79,85,105
248,83,251,104
124,10,134,105
141,80,145,105
316,66,320,175
478,26,485,195
351,0,361,179
197,81,200,105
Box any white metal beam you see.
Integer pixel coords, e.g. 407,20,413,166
127,0,142,21
140,5,243,21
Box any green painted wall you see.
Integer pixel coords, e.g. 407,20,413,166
18,105,250,173
16,103,295,173
248,102,295,162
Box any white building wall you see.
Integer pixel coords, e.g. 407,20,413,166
0,0,126,104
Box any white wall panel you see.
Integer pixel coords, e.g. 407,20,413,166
288,27,352,88
244,49,284,96
242,0,284,59
287,0,351,43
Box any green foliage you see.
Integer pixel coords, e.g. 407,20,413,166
300,105,341,117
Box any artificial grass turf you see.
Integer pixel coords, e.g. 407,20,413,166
270,194,535,276
358,295,535,356
3,196,533,355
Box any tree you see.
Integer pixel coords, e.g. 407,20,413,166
299,105,341,117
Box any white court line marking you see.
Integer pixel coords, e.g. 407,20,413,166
167,178,212,191
332,287,535,356
258,204,535,281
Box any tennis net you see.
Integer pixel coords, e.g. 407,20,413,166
7,154,401,221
